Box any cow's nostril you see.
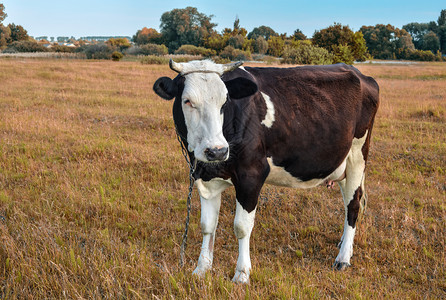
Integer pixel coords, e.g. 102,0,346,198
204,148,216,160
205,147,228,161
220,147,228,158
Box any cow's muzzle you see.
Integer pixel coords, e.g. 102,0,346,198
204,147,229,162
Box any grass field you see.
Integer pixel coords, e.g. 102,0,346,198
0,58,445,298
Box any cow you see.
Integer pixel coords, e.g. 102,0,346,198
153,59,379,283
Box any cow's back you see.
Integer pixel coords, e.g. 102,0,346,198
236,64,379,181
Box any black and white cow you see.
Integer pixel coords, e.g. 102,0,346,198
153,60,379,283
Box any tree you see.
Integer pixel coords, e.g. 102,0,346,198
228,34,245,49
0,25,10,49
438,25,446,53
160,6,216,51
421,31,440,52
437,9,446,53
227,16,248,37
8,23,29,42
403,9,446,53
0,3,8,49
292,29,307,41
253,36,268,54
133,27,162,45
204,32,227,53
394,29,415,52
313,23,368,63
403,22,429,49
233,15,240,32
438,9,446,26
247,26,278,40
106,37,131,51
0,3,6,24
360,24,415,59
267,36,285,57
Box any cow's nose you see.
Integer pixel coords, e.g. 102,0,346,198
204,147,228,161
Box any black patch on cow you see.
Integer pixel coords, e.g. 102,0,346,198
224,77,258,99
347,187,363,228
153,77,177,100
155,63,379,214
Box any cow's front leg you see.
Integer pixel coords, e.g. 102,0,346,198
193,178,231,277
232,200,256,283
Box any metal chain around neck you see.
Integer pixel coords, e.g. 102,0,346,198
175,125,197,268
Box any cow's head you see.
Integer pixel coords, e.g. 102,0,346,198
153,60,258,163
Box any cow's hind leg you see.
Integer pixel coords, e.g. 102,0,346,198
193,178,231,277
334,131,369,270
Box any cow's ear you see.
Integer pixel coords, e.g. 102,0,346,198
153,77,177,100
224,77,258,99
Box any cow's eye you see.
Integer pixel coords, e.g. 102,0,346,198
183,99,192,107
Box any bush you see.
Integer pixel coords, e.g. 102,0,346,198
253,36,268,54
140,55,169,65
111,51,124,61
126,44,168,56
106,38,131,51
227,35,245,49
6,41,48,53
2,47,17,53
174,45,216,57
282,41,334,65
267,36,285,57
332,44,355,64
396,48,438,61
213,57,231,64
51,45,75,53
142,44,168,56
219,46,252,61
407,49,436,61
140,55,218,65
82,43,114,59
252,54,281,64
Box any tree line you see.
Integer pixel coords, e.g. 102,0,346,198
1,4,445,63
131,7,446,63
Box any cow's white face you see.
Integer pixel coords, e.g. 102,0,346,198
182,72,229,162
153,59,258,163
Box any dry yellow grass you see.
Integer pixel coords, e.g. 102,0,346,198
0,58,445,298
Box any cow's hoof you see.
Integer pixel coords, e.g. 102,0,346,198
232,270,250,284
333,261,350,271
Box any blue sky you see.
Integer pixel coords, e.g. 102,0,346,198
2,0,445,38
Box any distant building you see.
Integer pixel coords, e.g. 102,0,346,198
80,36,132,42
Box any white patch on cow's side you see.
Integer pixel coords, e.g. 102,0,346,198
193,178,232,277
233,200,256,284
335,130,368,266
260,92,275,128
265,157,347,189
